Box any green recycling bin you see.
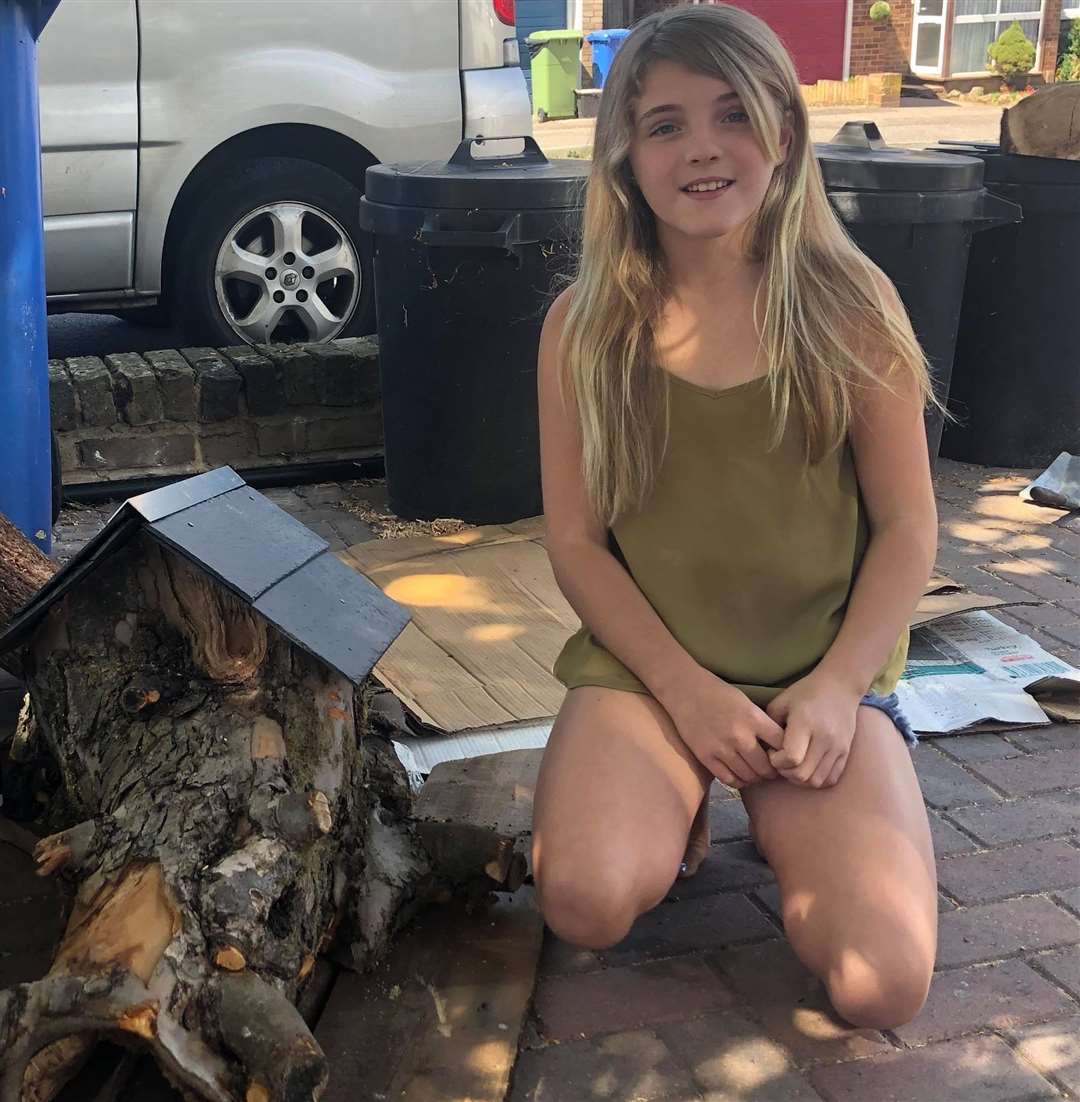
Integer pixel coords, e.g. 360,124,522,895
527,29,582,122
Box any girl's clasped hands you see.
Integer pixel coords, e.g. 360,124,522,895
667,666,861,791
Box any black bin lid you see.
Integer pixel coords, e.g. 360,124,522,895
365,137,591,211
816,121,984,192
933,139,1080,185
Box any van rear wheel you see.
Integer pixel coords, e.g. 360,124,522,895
168,156,374,347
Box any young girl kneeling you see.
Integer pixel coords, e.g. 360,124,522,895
533,3,939,1030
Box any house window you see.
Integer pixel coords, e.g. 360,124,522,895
950,0,1042,74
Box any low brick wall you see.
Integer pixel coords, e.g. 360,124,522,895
49,338,383,485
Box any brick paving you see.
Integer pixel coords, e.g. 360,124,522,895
3,458,1079,1100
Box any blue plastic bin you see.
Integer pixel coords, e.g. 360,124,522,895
586,28,630,88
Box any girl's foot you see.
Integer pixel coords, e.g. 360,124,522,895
678,784,712,878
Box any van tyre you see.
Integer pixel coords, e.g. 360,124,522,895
168,156,374,347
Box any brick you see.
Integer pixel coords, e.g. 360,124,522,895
984,559,1080,603
258,343,319,405
599,893,776,966
305,410,382,452
324,512,375,546
538,933,602,977
181,347,242,422
256,419,306,457
1008,725,1080,754
928,811,978,856
308,341,380,406
948,793,1078,846
938,839,1080,904
710,940,890,1065
66,355,116,427
936,897,1080,968
656,1012,820,1101
1034,945,1080,999
1008,1017,1080,1096
1006,601,1080,631
144,349,196,421
809,1035,1057,1102
105,352,163,426
707,793,751,842
200,428,255,465
47,360,77,432
665,841,774,902
78,433,195,471
935,731,1023,764
972,751,1080,797
507,1029,697,1102
295,482,345,505
895,958,1076,1045
534,955,734,1042
221,345,286,416
1047,621,1080,650
911,744,1000,809
1057,886,1080,915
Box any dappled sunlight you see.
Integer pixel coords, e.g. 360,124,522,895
695,1037,790,1089
790,1003,854,1041
466,623,527,643
1013,1024,1080,1074
946,521,1052,551
385,572,495,611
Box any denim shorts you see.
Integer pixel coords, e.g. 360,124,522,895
860,691,918,748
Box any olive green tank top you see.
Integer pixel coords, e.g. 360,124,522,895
552,370,908,708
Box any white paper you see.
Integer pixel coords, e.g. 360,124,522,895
896,611,1080,734
393,720,553,776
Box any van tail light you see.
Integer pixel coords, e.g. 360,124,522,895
494,0,515,26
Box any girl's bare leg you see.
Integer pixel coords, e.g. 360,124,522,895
532,686,712,948
742,706,937,1029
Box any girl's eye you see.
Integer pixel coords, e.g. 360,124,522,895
649,121,679,137
722,110,750,124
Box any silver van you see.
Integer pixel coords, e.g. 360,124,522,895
38,0,531,346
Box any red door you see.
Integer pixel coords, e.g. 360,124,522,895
724,0,848,83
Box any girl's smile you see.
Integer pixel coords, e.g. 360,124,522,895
628,62,789,247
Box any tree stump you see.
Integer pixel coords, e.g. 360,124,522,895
0,501,454,1102
1000,83,1080,159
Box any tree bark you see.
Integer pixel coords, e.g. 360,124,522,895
1000,83,1080,159
0,519,461,1102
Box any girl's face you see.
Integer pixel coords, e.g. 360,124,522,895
627,60,790,248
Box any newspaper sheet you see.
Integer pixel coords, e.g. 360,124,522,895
895,611,1080,734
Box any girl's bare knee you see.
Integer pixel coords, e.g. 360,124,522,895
825,943,933,1030
534,859,642,950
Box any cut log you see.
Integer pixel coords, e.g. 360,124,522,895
1000,83,1080,159
414,749,541,893
0,499,528,1102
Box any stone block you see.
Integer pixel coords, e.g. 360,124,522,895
78,432,195,470
257,344,318,406
200,426,256,465
306,341,379,406
105,352,164,426
47,360,77,432
221,345,286,416
306,409,382,452
936,897,1080,968
144,349,197,421
66,355,116,427
937,839,1080,904
181,347,242,422
257,419,307,457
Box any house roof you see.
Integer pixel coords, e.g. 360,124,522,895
0,467,410,684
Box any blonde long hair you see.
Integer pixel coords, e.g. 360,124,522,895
560,3,937,527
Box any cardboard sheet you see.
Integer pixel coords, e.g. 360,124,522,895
342,518,1025,737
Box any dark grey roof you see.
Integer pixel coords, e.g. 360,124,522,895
0,467,409,684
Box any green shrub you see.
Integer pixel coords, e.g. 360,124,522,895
868,1,891,22
1057,19,1080,81
987,22,1036,86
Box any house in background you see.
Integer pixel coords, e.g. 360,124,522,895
560,0,1074,88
